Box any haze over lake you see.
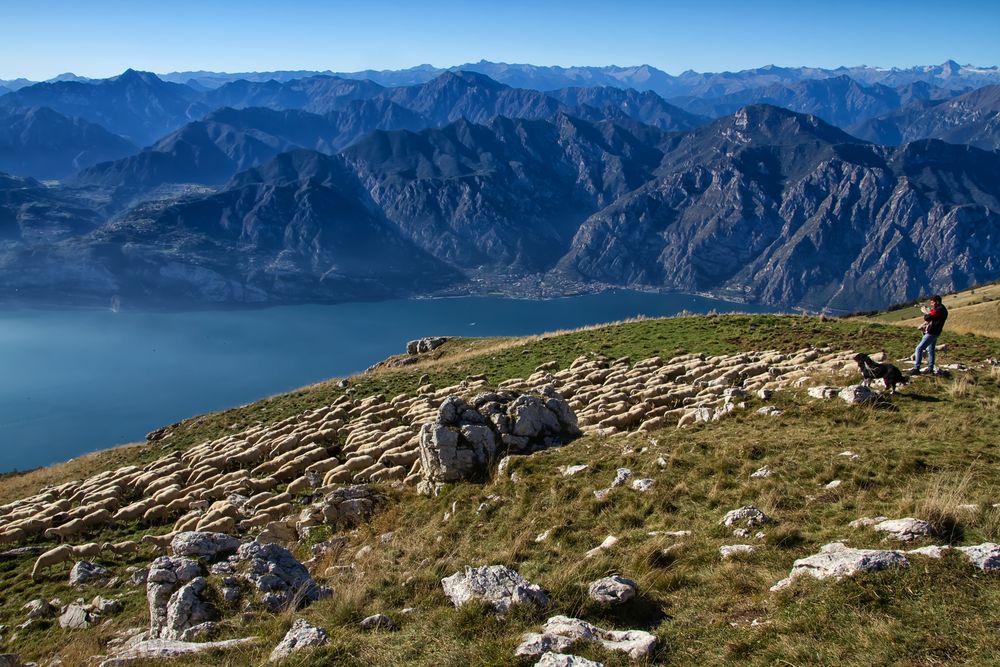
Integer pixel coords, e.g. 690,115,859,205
0,291,776,472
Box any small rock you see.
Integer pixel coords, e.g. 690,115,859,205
58,603,92,630
441,565,549,613
22,599,54,620
534,653,604,667
824,480,843,489
516,615,656,660
610,468,633,488
756,406,782,417
957,543,1000,571
807,386,840,399
586,575,637,606
849,516,888,529
130,568,149,586
838,385,878,405
90,596,122,615
907,545,951,558
720,506,774,528
839,451,861,460
630,478,655,492
559,465,588,476
720,544,756,559
771,542,908,591
593,488,611,500
585,535,618,559
269,619,329,663
750,466,772,479
756,388,773,400
535,529,552,543
873,518,934,542
359,613,398,631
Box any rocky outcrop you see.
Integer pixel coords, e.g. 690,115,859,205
515,615,657,660
68,561,109,586
406,337,448,355
771,542,909,591
58,596,121,630
97,638,257,666
146,556,205,639
170,532,241,560
269,619,329,663
231,541,330,612
873,518,934,542
418,390,579,495
441,565,549,613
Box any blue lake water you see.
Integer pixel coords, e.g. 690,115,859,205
0,291,777,472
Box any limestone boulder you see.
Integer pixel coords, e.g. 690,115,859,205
771,542,908,591
515,615,657,660
98,638,256,666
535,653,604,667
873,518,934,542
720,506,774,529
269,618,329,663
69,561,109,586
232,541,330,612
441,565,549,613
839,385,878,405
957,543,1000,571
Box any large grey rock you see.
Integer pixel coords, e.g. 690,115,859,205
407,336,448,355
587,575,637,606
873,518,934,542
720,506,774,528
441,565,549,613
170,532,241,560
515,615,657,660
957,542,1000,571
314,485,376,529
58,602,92,629
68,561,109,586
839,384,878,405
146,556,203,639
233,541,329,611
162,578,215,641
22,599,54,620
535,653,604,667
98,638,257,666
771,542,908,591
269,618,329,663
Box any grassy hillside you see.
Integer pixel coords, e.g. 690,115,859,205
864,280,1000,338
3,313,1000,666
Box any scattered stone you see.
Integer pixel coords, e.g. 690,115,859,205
611,468,633,487
161,577,214,640
90,596,122,616
630,478,655,492
756,388,773,400
441,565,549,613
559,465,588,476
807,386,840,399
129,568,149,586
98,638,256,666
587,575,637,606
585,535,618,559
756,407,782,417
849,516,888,529
956,543,1000,571
170,532,241,560
535,529,552,543
69,561,109,586
22,599,54,620
720,544,756,559
593,488,611,501
771,542,908,591
732,528,750,538
838,385,878,405
655,456,668,468
269,619,329,662
873,518,934,542
839,451,861,460
515,615,657,660
534,653,604,667
359,613,398,631
824,480,843,490
720,506,774,528
750,466,772,479
314,485,377,529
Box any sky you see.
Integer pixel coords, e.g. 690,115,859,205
2,0,999,80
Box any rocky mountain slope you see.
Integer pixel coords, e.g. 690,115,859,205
851,84,1000,150
1,314,999,665
557,105,1000,311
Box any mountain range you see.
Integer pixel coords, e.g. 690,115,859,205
2,62,1000,312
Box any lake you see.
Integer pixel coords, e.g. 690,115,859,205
0,291,777,472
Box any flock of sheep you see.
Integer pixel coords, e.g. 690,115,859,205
0,345,856,582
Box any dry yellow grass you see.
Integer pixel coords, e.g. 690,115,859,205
870,281,1000,338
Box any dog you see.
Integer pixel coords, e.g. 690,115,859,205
853,353,908,394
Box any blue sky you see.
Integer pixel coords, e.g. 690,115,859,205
2,0,998,80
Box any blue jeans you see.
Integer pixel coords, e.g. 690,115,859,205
914,333,938,371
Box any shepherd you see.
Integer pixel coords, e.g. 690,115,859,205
910,295,948,375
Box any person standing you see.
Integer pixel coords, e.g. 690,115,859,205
910,295,948,375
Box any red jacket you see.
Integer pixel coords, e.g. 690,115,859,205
923,304,948,336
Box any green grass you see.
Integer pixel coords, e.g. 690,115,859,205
4,314,1000,665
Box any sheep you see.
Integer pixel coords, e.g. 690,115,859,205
31,545,74,580
173,512,202,533
195,516,236,534
72,542,103,559
101,540,140,556
286,476,313,496
141,533,176,555
0,527,26,546
80,508,113,529
152,485,185,505
142,505,169,525
43,518,86,541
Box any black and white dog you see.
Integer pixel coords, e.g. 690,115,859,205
853,353,908,394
